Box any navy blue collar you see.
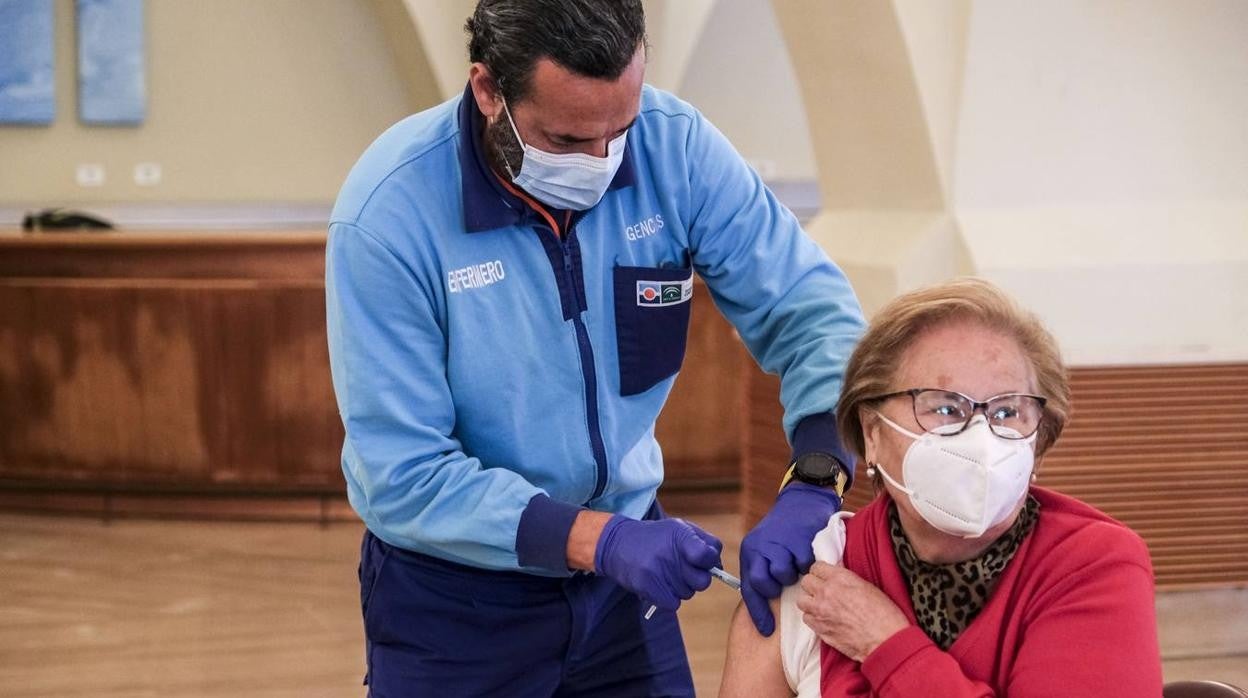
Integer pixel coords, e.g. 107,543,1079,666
457,83,637,233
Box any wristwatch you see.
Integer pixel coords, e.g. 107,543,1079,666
781,452,849,497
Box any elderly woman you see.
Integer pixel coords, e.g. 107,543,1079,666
719,278,1162,697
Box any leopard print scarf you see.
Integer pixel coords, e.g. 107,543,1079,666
889,495,1040,649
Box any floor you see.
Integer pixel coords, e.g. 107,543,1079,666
1,511,1245,697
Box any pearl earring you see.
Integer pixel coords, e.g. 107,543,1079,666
866,462,879,478
1030,472,1038,482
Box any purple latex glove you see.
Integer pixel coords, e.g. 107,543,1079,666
595,515,724,611
740,482,843,635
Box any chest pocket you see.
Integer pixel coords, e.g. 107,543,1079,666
613,265,695,396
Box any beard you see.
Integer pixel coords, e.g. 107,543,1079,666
483,113,525,183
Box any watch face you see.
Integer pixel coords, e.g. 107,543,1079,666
796,453,838,481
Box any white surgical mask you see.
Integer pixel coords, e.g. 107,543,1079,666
872,413,1035,538
501,98,626,211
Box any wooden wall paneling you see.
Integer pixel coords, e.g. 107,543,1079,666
656,279,751,514
0,279,345,490
744,363,1248,589
0,232,347,517
1038,364,1248,588
656,278,750,491
743,372,784,526
0,233,749,518
741,371,877,527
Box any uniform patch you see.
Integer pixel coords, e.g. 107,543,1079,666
636,278,693,307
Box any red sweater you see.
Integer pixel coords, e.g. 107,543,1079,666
820,487,1163,697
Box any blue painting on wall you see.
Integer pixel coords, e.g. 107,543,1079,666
77,0,145,125
0,0,56,124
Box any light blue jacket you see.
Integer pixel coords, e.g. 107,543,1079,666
326,85,864,575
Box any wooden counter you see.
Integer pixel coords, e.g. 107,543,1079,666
0,231,747,519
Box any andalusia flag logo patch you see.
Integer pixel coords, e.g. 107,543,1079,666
636,278,693,307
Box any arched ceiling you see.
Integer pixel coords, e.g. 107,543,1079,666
384,0,718,102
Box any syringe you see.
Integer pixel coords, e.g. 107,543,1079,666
710,566,741,590
643,566,741,619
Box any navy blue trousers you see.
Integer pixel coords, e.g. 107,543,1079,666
359,530,695,697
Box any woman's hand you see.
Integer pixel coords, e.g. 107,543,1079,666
796,562,910,662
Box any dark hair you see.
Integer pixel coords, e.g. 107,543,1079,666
465,0,646,103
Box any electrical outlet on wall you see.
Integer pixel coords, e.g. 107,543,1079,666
133,162,161,186
75,163,106,187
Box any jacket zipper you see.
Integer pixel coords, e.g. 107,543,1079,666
556,230,610,502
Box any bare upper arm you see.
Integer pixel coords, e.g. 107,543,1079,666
717,599,794,698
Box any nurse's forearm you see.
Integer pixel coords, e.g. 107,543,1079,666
567,509,612,571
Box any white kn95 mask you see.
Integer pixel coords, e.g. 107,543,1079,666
872,413,1035,538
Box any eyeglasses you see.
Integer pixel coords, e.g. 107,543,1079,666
866,388,1047,439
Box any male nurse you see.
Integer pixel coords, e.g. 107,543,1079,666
326,1,865,695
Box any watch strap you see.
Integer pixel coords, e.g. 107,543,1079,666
779,458,849,498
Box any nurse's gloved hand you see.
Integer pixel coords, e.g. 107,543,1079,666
740,482,842,636
595,516,723,611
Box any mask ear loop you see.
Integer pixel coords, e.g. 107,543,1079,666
871,409,925,440
498,95,526,180
866,411,918,497
500,97,525,148
868,458,916,497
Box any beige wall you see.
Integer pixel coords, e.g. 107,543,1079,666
954,0,1248,364
0,0,814,206
4,0,1243,363
403,0,475,101
0,0,436,205
774,0,1248,364
678,0,816,182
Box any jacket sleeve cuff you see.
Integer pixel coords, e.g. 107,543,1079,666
516,493,583,573
861,625,933,688
790,412,855,487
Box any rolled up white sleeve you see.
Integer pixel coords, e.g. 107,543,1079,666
780,512,853,696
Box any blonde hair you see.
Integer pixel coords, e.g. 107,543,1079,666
836,278,1071,462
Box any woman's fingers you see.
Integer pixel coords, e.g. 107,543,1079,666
794,564,911,662
807,561,838,579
